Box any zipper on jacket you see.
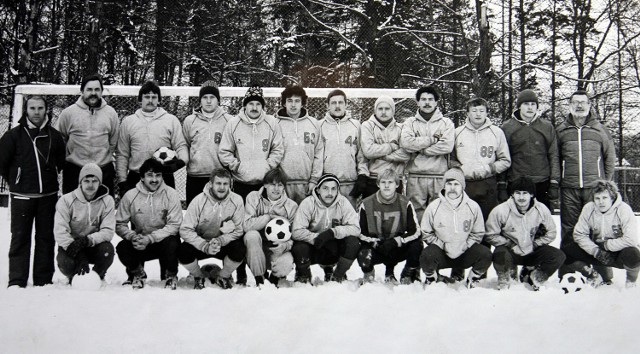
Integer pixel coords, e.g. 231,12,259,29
252,124,257,152
562,160,565,179
577,127,584,188
597,156,602,178
32,135,44,193
15,167,21,184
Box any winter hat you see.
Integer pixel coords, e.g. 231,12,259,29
375,96,395,116
516,89,539,108
316,173,340,191
509,176,536,196
199,83,220,102
443,168,465,189
79,163,102,184
243,85,266,107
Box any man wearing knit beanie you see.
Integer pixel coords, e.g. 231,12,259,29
54,162,116,285
291,172,361,283
485,175,565,290
183,81,233,205
419,167,491,288
360,95,410,199
400,86,455,221
499,88,559,210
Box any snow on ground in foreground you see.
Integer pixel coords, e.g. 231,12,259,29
0,208,639,354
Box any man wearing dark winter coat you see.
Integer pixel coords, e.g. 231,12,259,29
54,163,115,284
0,95,66,288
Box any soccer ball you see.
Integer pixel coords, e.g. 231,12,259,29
200,263,222,282
265,217,292,243
153,146,177,163
559,272,586,294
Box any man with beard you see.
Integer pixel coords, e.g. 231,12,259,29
178,169,245,289
485,177,565,290
360,96,410,198
116,81,188,195
420,168,491,288
319,90,369,208
56,74,119,196
115,158,183,289
0,95,66,288
275,85,324,204
291,173,361,283
556,90,616,283
183,83,233,205
400,86,455,220
54,163,116,284
243,169,298,286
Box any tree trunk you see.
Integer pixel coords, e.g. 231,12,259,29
85,0,102,76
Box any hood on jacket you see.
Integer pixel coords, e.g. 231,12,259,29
73,184,110,203
20,114,51,130
511,109,539,124
74,96,108,112
202,181,233,204
238,108,267,125
275,107,309,119
463,116,494,131
594,192,624,215
134,107,169,121
322,111,353,124
192,106,228,122
413,107,444,124
368,114,398,130
311,188,340,209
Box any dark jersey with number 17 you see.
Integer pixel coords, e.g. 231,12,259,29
358,192,421,243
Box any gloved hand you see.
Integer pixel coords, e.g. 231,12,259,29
117,182,129,199
220,220,235,234
314,229,335,249
349,175,369,198
207,238,222,255
534,223,547,239
377,237,401,256
497,182,509,203
75,253,90,275
66,237,90,258
162,158,186,173
594,248,616,266
548,182,560,201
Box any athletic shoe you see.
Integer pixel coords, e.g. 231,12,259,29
164,275,178,290
215,276,234,289
194,277,206,290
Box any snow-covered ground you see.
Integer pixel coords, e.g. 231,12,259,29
1,207,638,354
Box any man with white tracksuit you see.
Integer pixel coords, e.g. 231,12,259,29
243,169,298,286
182,83,233,205
400,86,455,220
275,85,324,204
291,173,361,283
319,89,369,208
360,95,410,198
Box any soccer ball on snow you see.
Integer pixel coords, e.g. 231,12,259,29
153,146,177,163
265,217,291,243
559,272,586,294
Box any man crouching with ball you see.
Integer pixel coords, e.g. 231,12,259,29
243,169,298,287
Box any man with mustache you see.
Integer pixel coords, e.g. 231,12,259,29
56,74,119,196
556,90,616,283
116,81,189,196
54,163,116,285
115,158,183,289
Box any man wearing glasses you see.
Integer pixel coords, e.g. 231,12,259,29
556,90,616,282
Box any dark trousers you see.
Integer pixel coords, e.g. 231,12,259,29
57,242,115,280
292,236,361,269
358,239,423,272
562,243,640,271
559,187,594,248
420,243,492,276
186,175,209,206
178,239,246,264
493,245,566,278
232,180,261,201
534,180,551,210
465,176,498,222
9,194,57,287
362,177,403,200
123,170,176,195
63,161,116,197
116,235,181,278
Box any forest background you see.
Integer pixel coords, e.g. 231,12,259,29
1,0,640,166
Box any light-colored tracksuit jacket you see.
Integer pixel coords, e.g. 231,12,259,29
218,110,284,184
319,113,369,182
115,181,183,243
244,187,299,231
420,191,485,259
275,108,324,184
292,190,361,244
116,108,188,182
485,198,557,256
360,116,410,178
54,185,115,250
182,107,233,177
453,119,511,180
179,183,245,252
574,194,639,256
400,109,455,176
56,97,119,167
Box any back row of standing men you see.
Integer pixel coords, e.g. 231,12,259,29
0,74,623,288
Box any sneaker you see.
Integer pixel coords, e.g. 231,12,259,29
235,264,247,286
294,274,311,284
424,273,438,286
436,273,456,284
215,276,234,289
385,275,399,285
255,275,265,286
362,270,375,283
329,274,346,283
321,265,335,282
267,274,282,287
466,271,483,289
400,267,420,284
164,275,178,290
497,271,511,290
194,277,206,290
132,275,145,290
580,265,604,287
519,266,535,284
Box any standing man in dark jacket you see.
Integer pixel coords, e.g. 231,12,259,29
0,95,66,288
557,90,616,280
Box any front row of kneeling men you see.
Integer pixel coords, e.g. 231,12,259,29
54,160,640,290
